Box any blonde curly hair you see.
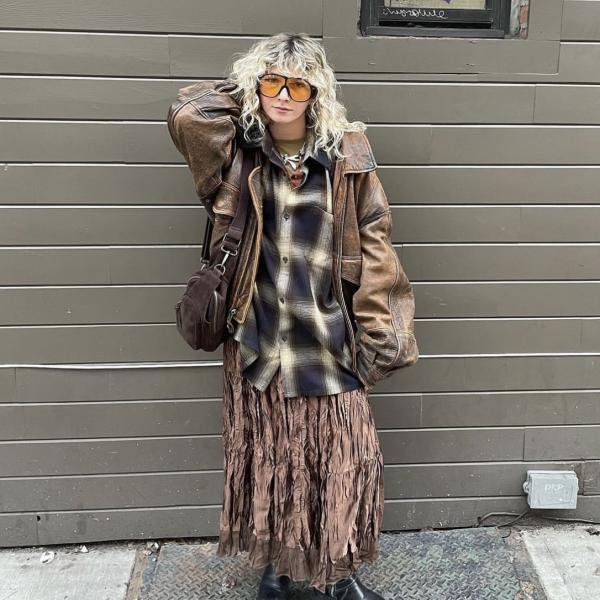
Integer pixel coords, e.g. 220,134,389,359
225,32,366,160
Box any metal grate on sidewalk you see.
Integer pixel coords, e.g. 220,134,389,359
137,528,540,599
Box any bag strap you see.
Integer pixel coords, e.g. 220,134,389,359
200,148,255,267
221,147,255,253
200,211,212,266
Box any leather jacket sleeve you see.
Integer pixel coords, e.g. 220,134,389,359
166,79,241,222
352,167,419,389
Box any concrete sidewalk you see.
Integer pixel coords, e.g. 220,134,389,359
2,522,600,600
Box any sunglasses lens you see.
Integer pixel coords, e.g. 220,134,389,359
288,79,312,101
259,75,285,97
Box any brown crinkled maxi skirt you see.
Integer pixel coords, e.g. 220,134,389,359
216,335,385,594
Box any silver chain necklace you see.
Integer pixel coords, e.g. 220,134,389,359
280,142,307,171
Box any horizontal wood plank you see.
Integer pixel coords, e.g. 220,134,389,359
0,400,223,441
418,391,600,427
4,391,599,441
384,494,600,530
0,428,525,478
6,122,600,165
0,472,224,512
377,166,600,205
0,286,182,325
2,78,186,120
323,36,559,75
0,506,219,547
0,247,201,285
3,245,600,285
371,125,600,165
6,205,600,245
13,365,227,403
402,245,600,281
414,282,600,319
0,122,178,163
2,282,600,325
395,206,600,243
1,317,599,363
379,428,524,463
371,355,600,396
3,165,600,205
561,1,600,41
0,461,583,512
524,426,600,461
7,355,600,402
2,35,597,84
3,388,600,429
0,164,195,205
337,43,600,84
341,82,535,123
7,495,600,547
383,461,584,499
0,437,224,477
535,84,600,124
0,1,321,35
0,31,170,76
0,77,536,124
0,207,203,245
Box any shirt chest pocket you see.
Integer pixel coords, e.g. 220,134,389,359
302,204,334,269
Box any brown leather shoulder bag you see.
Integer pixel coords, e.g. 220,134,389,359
175,148,255,351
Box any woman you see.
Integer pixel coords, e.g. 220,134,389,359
167,32,419,599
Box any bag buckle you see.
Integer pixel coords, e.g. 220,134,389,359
217,234,240,269
220,233,240,256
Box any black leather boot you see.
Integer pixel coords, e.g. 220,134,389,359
314,572,386,599
256,563,291,599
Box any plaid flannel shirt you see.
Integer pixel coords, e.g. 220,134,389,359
232,129,363,398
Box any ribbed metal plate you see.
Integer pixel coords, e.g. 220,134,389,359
138,528,538,599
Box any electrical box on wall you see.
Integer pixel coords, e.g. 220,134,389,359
522,470,578,510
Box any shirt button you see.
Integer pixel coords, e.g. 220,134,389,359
281,335,287,342
283,213,290,220
282,256,288,263
279,297,284,304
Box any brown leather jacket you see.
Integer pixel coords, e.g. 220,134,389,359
167,79,419,388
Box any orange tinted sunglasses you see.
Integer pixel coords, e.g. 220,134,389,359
257,73,317,102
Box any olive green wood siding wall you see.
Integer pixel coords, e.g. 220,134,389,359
1,0,599,546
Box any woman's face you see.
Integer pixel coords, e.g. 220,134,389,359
258,65,314,127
